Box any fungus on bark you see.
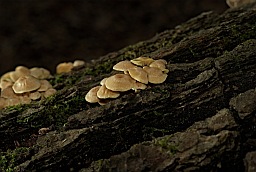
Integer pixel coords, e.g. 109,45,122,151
12,75,41,94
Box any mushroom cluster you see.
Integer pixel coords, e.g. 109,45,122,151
0,66,56,109
85,57,169,105
56,60,85,74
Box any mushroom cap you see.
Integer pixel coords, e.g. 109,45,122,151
143,66,168,84
97,84,120,99
132,82,147,92
113,60,136,72
105,74,136,92
149,59,168,71
38,80,53,92
100,78,108,86
127,66,148,84
0,98,6,109
130,57,154,66
0,79,13,90
56,62,74,74
10,66,31,82
29,91,41,100
12,75,41,94
43,88,57,98
73,60,85,67
85,86,101,103
30,67,51,79
1,86,18,99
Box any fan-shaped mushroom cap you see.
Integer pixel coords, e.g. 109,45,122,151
1,86,18,99
56,62,74,74
143,66,168,84
132,82,147,92
43,88,57,98
100,78,108,86
226,0,253,8
19,95,31,104
149,59,169,73
73,60,85,67
30,67,51,79
130,57,154,66
127,66,148,84
10,66,31,82
85,86,101,103
97,85,120,99
0,72,13,82
38,80,52,92
0,79,13,90
105,74,136,92
29,91,41,100
113,60,136,73
12,75,41,94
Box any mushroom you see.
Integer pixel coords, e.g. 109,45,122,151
43,88,57,98
56,62,74,74
0,98,6,109
113,60,136,74
30,67,51,79
127,66,148,84
97,84,120,99
149,59,169,73
100,78,108,86
226,0,254,8
1,86,18,99
73,60,85,67
105,74,136,92
38,80,52,92
29,91,41,100
143,66,168,84
132,82,147,92
12,75,41,94
10,66,31,82
85,86,101,103
130,57,154,66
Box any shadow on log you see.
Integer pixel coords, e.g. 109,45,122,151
0,2,256,172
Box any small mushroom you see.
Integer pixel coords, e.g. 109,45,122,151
43,88,57,98
130,57,154,66
73,60,85,67
1,86,18,99
100,78,108,86
0,98,7,109
97,85,120,99
149,59,169,73
38,80,52,92
56,62,74,74
133,82,147,92
29,91,41,100
0,79,13,90
12,75,41,94
38,127,51,135
85,86,101,103
10,66,31,82
226,0,254,8
113,60,136,74
127,66,148,84
30,67,51,79
105,74,136,92
143,66,168,84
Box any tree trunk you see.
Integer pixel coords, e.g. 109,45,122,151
0,3,256,172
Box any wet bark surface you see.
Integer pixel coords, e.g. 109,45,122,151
0,3,256,172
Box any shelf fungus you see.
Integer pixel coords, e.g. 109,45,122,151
85,56,169,105
0,66,56,109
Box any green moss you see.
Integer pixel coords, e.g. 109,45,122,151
0,147,30,172
154,135,178,155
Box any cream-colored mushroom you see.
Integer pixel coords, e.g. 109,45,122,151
1,86,18,99
10,66,30,82
130,57,154,66
127,66,148,84
100,78,108,86
226,0,255,8
56,62,74,74
105,74,136,92
132,82,147,92
149,59,169,73
143,66,168,84
73,60,85,67
113,60,136,74
43,88,57,98
38,80,52,92
97,84,120,99
29,91,41,100
12,75,41,94
30,67,51,79
85,86,101,103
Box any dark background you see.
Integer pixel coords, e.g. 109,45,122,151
0,0,228,75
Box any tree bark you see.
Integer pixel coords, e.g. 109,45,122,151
0,3,256,172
